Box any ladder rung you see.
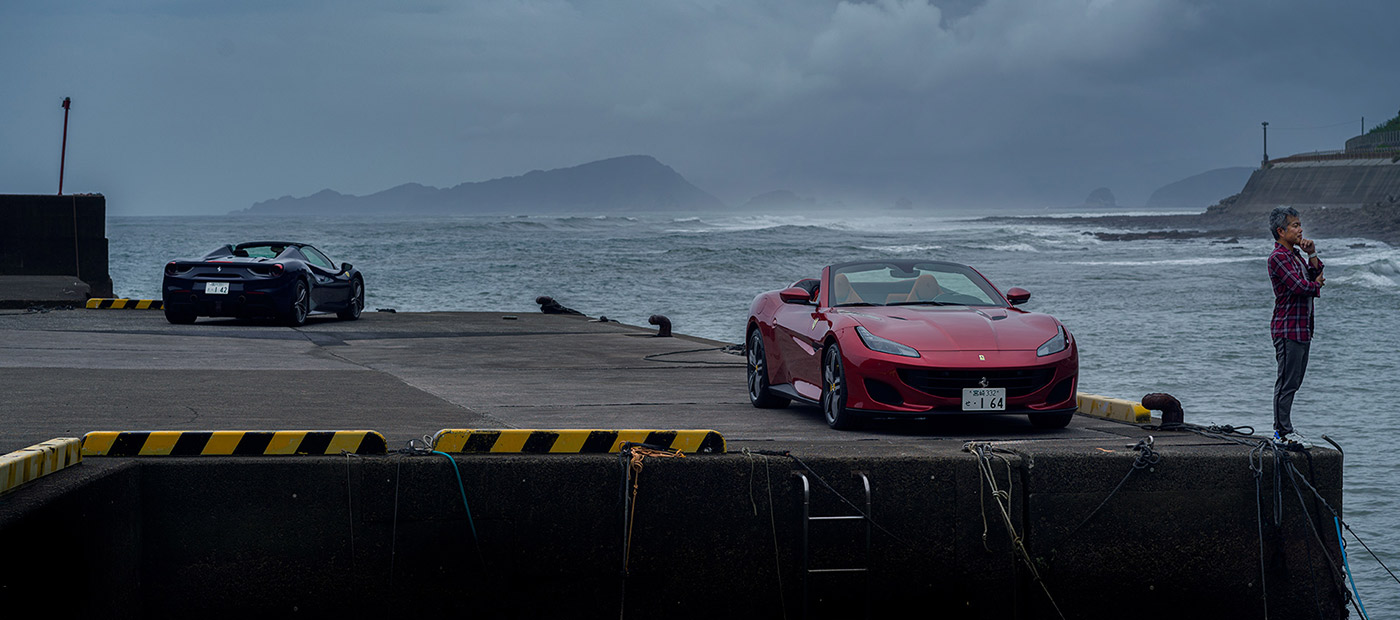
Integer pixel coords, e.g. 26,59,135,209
810,515,865,521
808,568,869,574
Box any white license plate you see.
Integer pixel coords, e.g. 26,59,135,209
205,282,230,295
962,388,1006,411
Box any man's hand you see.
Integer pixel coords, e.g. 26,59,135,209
1315,275,1326,286
1299,238,1316,254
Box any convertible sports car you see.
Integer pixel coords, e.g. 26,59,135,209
162,241,364,326
746,260,1078,430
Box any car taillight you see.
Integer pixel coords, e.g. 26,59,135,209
249,263,285,277
165,262,179,276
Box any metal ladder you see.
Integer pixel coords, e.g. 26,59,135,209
794,470,872,620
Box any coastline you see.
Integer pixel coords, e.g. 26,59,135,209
984,202,1400,244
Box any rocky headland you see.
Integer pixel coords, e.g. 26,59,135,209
988,193,1400,244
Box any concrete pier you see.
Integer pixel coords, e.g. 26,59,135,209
0,194,112,299
0,309,1348,618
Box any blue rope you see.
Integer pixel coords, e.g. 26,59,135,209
433,450,479,543
1336,516,1369,620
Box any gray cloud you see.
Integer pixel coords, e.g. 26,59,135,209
2,0,1397,214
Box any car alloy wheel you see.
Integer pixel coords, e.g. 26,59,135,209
747,329,789,409
285,280,309,327
822,343,855,429
338,279,363,320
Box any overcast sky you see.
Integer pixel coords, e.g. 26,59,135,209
3,0,1398,215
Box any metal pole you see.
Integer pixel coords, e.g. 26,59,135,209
1261,121,1269,167
59,97,71,195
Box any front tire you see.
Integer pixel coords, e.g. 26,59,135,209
282,279,309,327
822,343,858,430
747,329,790,409
337,278,364,321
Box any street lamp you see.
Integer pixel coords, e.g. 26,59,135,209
1261,121,1269,167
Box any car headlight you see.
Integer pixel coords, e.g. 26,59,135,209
856,326,921,358
1037,326,1068,357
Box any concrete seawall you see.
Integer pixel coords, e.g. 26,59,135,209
1,446,1344,617
1234,159,1400,212
0,194,112,299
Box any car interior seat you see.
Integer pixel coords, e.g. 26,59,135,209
905,274,942,302
833,273,862,304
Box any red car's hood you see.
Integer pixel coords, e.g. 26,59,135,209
839,306,1061,352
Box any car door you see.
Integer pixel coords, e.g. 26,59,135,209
771,270,831,401
300,245,349,309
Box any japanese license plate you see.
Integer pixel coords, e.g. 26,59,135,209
962,388,1006,411
205,282,230,295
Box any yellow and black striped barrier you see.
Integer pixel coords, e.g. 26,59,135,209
86,298,163,310
1,438,82,495
1076,393,1154,424
81,430,387,456
431,429,726,454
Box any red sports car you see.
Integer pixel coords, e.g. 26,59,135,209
745,260,1078,429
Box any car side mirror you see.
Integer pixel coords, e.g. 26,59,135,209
779,286,814,304
340,263,353,274
1006,287,1030,306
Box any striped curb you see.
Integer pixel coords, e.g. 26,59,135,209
1,438,82,495
431,429,727,454
86,298,163,310
1076,393,1154,424
81,430,387,456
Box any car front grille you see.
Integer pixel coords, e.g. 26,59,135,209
898,367,1055,398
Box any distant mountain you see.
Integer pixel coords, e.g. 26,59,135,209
238,155,727,215
1146,167,1255,209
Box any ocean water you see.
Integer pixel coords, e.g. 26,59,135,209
107,211,1400,610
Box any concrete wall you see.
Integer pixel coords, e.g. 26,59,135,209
0,194,111,297
1233,161,1400,213
0,447,1347,618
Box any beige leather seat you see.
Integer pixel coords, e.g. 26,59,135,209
904,274,941,302
832,273,863,304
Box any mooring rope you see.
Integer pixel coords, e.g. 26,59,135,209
1049,436,1159,560
618,443,686,619
964,441,1066,620
742,448,789,620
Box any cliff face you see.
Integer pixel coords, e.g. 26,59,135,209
238,155,727,215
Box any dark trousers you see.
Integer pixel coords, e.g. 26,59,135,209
1273,337,1310,434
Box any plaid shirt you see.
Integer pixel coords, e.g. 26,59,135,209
1268,242,1324,341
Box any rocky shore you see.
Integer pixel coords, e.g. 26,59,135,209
986,195,1400,244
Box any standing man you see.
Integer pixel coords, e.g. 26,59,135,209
1267,206,1324,449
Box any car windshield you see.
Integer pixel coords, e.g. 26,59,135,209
235,244,290,259
830,261,1002,307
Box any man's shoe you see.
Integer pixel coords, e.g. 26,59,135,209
1277,431,1314,450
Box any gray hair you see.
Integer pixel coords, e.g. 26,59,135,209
1268,206,1299,240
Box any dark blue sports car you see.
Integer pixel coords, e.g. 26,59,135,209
162,241,364,326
